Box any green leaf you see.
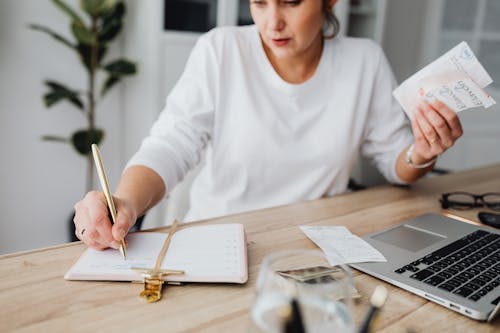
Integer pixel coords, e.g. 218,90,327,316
77,43,107,71
80,0,117,17
99,2,125,42
99,18,122,42
100,76,120,96
102,1,125,21
52,0,85,26
71,21,96,45
71,128,105,155
43,81,84,110
103,59,137,76
100,59,136,96
28,24,76,50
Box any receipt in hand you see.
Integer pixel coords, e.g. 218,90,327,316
393,41,496,118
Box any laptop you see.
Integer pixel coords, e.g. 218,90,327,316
350,213,500,321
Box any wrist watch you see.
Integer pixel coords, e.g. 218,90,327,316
405,144,437,169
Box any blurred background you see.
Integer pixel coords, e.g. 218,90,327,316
1,0,499,254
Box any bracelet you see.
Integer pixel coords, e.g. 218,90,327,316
405,144,437,169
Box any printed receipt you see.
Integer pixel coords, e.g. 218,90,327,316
300,226,386,266
393,41,496,118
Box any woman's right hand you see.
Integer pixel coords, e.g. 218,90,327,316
73,191,137,250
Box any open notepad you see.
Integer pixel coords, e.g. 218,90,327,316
64,224,248,284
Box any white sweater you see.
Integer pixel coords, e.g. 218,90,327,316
127,25,413,221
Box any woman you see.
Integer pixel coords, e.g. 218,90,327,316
74,0,462,250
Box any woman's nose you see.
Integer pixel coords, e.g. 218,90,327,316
267,7,285,32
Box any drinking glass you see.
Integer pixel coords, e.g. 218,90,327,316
248,249,355,333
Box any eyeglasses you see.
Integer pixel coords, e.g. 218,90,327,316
440,192,500,211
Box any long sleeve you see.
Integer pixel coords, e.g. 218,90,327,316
360,43,413,184
125,36,219,192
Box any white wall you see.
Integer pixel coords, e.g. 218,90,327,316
383,0,500,172
382,0,428,82
0,0,125,254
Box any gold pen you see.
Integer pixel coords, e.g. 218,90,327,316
91,144,127,260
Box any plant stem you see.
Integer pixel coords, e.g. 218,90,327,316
86,16,98,193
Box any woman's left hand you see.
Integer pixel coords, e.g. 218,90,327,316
410,99,463,164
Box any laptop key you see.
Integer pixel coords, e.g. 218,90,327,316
453,273,474,282
454,274,469,283
492,296,500,305
463,283,481,291
470,278,487,286
469,230,490,239
481,271,496,280
436,261,449,269
443,268,459,275
427,265,442,273
453,286,474,297
483,284,494,292
469,294,481,302
437,271,453,279
404,265,419,272
456,262,470,270
476,289,489,296
438,283,456,292
432,239,469,258
447,279,463,287
476,262,490,269
410,269,434,281
424,275,445,286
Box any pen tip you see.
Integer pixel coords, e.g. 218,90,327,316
119,243,127,260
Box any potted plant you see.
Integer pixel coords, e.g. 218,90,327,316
30,0,137,193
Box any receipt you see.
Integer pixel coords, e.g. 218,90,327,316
300,226,386,266
393,41,496,118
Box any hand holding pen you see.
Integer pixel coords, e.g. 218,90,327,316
73,145,135,258
91,144,127,259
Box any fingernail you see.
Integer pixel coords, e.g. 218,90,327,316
111,241,120,249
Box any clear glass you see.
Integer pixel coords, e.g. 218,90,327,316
248,250,354,333
447,193,476,207
483,193,500,209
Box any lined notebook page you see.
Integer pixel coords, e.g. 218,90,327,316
64,224,247,283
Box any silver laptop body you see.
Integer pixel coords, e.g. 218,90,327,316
350,213,500,321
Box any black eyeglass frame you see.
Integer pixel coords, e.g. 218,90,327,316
440,191,500,211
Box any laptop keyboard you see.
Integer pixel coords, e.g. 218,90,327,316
394,230,500,304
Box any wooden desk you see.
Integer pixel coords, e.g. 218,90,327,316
1,165,499,332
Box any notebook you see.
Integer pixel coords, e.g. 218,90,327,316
65,223,248,284
350,213,500,321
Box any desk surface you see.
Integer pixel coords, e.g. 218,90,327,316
1,165,500,332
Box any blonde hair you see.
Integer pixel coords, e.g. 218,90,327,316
322,0,340,39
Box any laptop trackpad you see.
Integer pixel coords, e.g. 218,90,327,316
371,225,445,252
